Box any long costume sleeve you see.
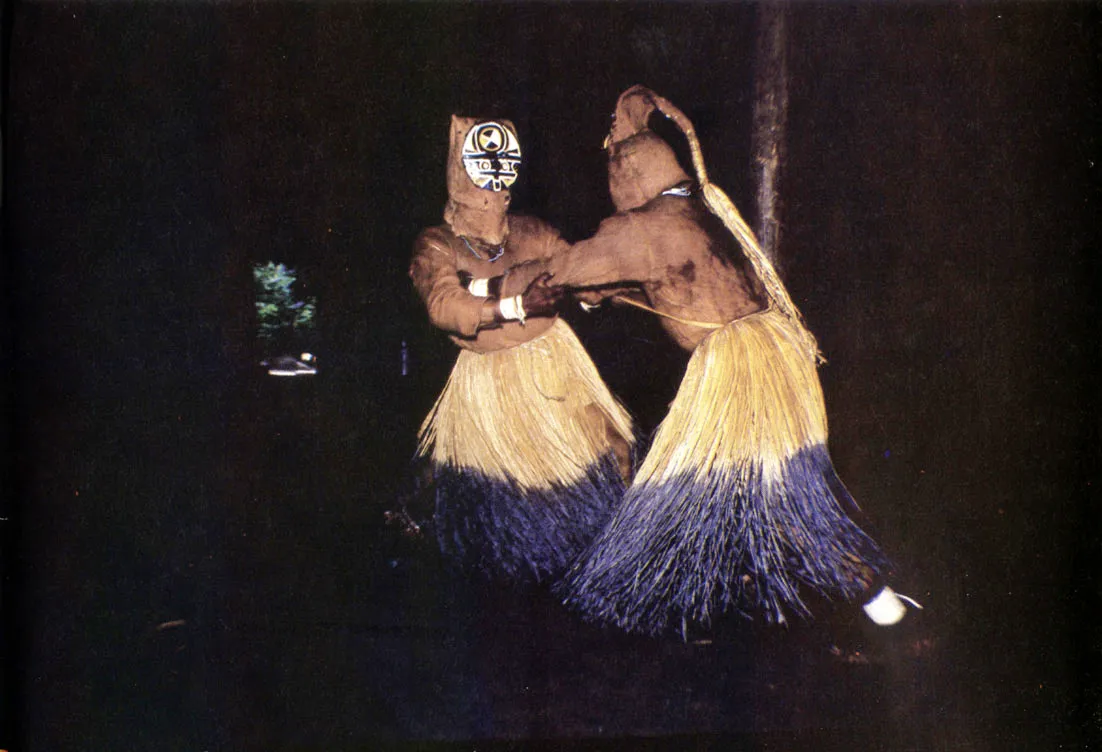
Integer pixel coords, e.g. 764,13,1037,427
409,216,564,353
538,196,767,351
546,212,655,292
409,227,486,338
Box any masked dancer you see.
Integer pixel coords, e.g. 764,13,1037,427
524,87,918,634
409,115,634,583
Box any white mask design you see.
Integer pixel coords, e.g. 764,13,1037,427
462,121,521,192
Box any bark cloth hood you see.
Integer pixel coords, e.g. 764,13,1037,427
599,85,823,363
443,115,520,247
605,85,691,212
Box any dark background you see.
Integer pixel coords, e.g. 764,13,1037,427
5,2,1099,750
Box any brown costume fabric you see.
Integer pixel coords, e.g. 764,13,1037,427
410,114,569,353
605,86,690,212
501,85,766,351
546,160,767,352
442,115,511,246
410,217,564,353
607,85,664,146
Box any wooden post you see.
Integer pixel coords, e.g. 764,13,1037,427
752,2,789,265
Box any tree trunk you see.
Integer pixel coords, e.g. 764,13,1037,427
752,2,789,265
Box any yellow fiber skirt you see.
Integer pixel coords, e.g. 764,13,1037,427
561,309,889,631
418,318,634,581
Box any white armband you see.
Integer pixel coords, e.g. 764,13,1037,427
469,277,490,297
498,294,526,324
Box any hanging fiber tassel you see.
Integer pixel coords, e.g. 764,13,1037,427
649,92,823,364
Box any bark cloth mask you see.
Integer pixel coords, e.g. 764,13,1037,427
604,85,691,213
443,115,522,247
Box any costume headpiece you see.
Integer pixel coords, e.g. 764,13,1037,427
604,86,691,212
611,85,822,362
444,116,521,246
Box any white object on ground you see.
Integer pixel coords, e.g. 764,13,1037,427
863,586,923,626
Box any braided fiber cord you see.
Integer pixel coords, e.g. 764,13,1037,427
648,92,823,364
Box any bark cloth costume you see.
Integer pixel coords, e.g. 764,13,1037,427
409,116,634,583
513,86,918,634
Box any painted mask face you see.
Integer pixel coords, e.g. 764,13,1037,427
461,121,522,192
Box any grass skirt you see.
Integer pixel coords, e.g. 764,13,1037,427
559,308,890,633
418,318,634,582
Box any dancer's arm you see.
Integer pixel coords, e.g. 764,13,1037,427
497,212,652,303
546,212,652,298
409,229,502,335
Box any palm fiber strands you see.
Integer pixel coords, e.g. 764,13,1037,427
561,309,889,633
418,319,634,582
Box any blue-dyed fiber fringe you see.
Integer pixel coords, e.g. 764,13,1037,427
558,444,892,635
433,452,626,583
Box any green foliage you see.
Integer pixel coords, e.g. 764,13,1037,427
253,261,317,346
